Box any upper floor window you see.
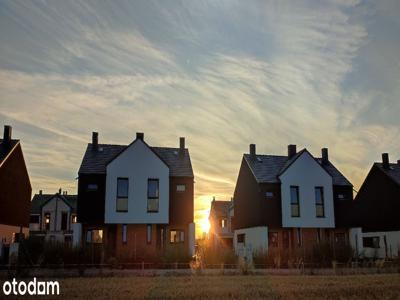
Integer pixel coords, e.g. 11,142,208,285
147,179,159,213
29,215,40,224
176,184,186,192
116,178,129,212
61,211,68,231
71,214,77,223
87,184,98,192
266,191,274,198
44,212,51,231
315,187,325,218
363,236,380,248
221,218,227,228
290,186,300,217
170,229,184,243
337,194,345,200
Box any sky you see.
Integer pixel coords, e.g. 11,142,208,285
1,0,400,237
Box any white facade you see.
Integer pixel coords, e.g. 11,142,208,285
234,226,268,259
105,139,170,224
41,198,72,232
279,151,335,228
350,227,400,259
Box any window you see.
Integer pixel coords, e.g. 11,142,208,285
296,228,302,247
147,179,159,213
64,236,72,245
29,215,40,224
44,212,51,231
338,194,345,200
147,225,152,244
317,228,321,243
71,215,77,223
266,191,274,198
86,230,92,243
116,178,129,212
335,232,346,244
268,232,278,247
315,187,325,218
122,224,127,244
170,230,184,243
61,212,68,231
237,234,245,244
290,186,300,217
86,229,103,243
176,184,186,192
87,184,98,192
221,218,227,228
363,237,380,248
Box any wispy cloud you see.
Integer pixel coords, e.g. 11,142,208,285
1,0,400,236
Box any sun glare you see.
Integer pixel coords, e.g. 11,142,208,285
200,218,210,234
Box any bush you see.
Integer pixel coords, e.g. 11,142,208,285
196,242,237,267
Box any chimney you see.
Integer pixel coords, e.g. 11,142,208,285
321,148,329,165
39,190,42,195
58,188,62,194
136,132,144,140
212,196,215,202
382,153,389,169
3,125,12,144
288,144,297,159
92,132,98,151
179,137,185,158
249,144,256,158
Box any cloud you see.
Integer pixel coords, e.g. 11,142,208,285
1,0,400,237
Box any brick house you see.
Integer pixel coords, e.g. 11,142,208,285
77,132,195,261
232,144,353,257
209,198,234,249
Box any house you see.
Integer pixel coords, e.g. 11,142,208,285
0,125,31,245
209,198,234,249
349,153,400,259
77,132,195,261
233,144,353,257
29,189,77,244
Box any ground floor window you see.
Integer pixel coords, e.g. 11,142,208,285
122,225,127,244
335,232,346,244
296,228,302,247
268,232,278,247
363,236,380,248
237,233,245,245
170,230,184,243
147,225,152,244
86,229,103,243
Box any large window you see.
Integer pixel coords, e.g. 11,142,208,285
170,230,184,243
268,232,278,247
363,236,380,248
290,186,300,217
147,179,159,213
116,178,129,212
315,187,325,218
61,212,68,231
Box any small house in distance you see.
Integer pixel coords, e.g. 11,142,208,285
0,125,31,245
29,189,77,244
209,197,234,249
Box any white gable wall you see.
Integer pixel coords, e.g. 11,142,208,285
105,139,169,224
279,151,335,228
41,197,72,231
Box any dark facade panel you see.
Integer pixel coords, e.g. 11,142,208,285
169,177,194,225
333,185,354,228
0,144,31,227
77,174,106,225
354,166,400,231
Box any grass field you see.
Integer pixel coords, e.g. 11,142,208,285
15,273,398,299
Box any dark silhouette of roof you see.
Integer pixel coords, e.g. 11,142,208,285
78,142,193,177
31,193,77,214
243,149,352,186
375,162,400,186
0,139,19,166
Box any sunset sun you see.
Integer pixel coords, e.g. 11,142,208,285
200,218,210,234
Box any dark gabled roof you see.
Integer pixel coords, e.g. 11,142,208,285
375,162,400,186
0,139,19,166
31,193,77,215
209,200,231,218
78,142,194,177
244,150,352,186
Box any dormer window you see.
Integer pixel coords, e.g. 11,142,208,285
116,178,129,212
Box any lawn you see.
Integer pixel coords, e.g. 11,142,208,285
18,273,399,299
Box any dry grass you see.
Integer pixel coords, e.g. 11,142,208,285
3,274,400,299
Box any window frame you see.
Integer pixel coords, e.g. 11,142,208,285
116,177,129,212
170,229,185,244
290,186,300,217
147,178,160,213
363,236,380,248
176,184,186,192
315,186,325,218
